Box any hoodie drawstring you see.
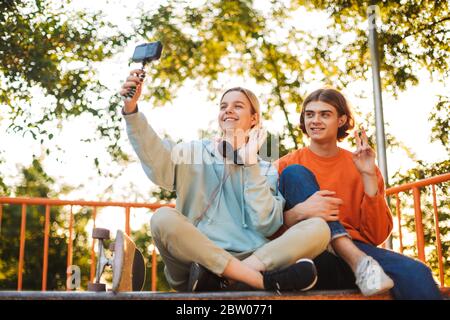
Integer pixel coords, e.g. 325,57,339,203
195,141,249,229
240,167,248,229
210,162,227,223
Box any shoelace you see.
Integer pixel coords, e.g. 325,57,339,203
219,279,229,289
275,282,281,295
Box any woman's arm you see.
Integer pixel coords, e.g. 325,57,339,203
243,163,285,237
125,112,176,191
120,69,176,190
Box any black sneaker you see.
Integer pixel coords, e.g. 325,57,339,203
187,262,225,292
262,258,318,293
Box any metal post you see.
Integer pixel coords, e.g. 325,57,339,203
368,3,392,248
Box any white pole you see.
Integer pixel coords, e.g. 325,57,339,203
368,4,392,248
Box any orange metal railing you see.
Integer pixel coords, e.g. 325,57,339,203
0,172,449,292
0,197,173,291
386,172,450,287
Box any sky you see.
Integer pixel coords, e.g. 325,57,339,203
1,0,448,240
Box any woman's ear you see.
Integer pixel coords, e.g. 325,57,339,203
251,113,259,128
338,114,347,128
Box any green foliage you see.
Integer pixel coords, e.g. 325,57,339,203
136,0,313,149
151,187,177,203
0,153,9,196
2,0,449,157
135,0,450,151
429,95,450,154
297,0,450,94
0,158,91,290
0,0,129,160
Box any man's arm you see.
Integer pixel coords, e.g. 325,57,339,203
283,190,342,227
359,169,393,245
352,128,393,245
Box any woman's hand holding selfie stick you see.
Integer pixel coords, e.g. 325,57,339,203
120,69,145,114
120,42,163,114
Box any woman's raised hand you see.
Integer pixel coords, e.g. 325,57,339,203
237,126,267,165
119,69,146,114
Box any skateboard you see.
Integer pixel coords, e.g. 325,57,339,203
87,228,146,292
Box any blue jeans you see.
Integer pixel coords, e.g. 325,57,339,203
279,164,349,240
279,164,443,300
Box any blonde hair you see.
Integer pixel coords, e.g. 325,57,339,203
220,87,261,126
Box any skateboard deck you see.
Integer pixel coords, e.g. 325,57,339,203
111,230,146,292
88,228,146,292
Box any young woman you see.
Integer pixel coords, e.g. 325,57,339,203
275,87,442,299
118,69,330,292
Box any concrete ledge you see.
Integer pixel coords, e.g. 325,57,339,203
0,290,389,300
0,288,448,300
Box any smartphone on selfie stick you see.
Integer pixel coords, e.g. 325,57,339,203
125,41,163,99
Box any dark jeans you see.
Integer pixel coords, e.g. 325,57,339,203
279,164,443,300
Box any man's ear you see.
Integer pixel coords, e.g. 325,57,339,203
338,115,347,128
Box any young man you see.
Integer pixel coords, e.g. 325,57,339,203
119,70,330,292
275,87,443,299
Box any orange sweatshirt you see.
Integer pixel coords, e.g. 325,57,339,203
275,147,393,246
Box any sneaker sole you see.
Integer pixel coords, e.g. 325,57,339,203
295,258,318,291
188,263,200,292
191,279,199,292
362,278,394,296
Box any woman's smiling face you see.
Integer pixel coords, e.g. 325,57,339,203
218,90,257,134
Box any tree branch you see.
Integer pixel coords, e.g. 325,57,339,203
404,16,450,38
263,40,299,149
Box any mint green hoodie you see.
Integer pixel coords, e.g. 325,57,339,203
125,111,285,252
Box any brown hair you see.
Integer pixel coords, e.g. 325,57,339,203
300,88,355,141
220,87,260,126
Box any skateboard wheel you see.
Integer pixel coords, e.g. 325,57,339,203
92,228,110,240
88,282,106,292
109,242,115,252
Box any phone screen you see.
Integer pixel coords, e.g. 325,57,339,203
133,45,147,61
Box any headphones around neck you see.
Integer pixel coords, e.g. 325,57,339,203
218,140,244,165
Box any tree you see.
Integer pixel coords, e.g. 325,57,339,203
0,0,129,162
429,95,450,154
296,0,450,94
0,157,91,290
136,0,318,149
134,0,450,149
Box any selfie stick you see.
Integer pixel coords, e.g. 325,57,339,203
125,41,163,99
125,61,148,99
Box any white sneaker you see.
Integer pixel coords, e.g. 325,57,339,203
355,256,394,296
